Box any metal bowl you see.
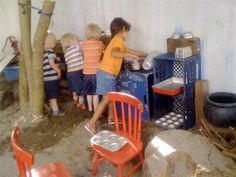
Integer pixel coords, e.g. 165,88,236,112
161,122,168,127
168,124,175,129
165,115,171,119
169,112,176,116
172,117,178,121
155,120,161,125
167,120,173,124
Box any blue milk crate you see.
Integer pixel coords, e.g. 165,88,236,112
117,70,153,120
153,54,201,129
3,66,19,81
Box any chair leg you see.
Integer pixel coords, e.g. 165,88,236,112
125,153,144,177
93,152,99,176
138,152,144,163
118,164,123,177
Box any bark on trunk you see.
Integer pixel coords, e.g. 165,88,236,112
18,0,33,112
31,0,55,117
18,54,29,113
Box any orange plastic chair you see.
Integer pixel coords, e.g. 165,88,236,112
11,127,73,177
91,92,144,177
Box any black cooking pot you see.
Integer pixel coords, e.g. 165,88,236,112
203,92,236,128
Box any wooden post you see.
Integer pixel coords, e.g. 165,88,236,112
31,0,55,117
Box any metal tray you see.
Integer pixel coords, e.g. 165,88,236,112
90,130,128,152
155,112,183,129
152,77,183,96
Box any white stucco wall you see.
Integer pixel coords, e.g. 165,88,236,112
0,0,235,93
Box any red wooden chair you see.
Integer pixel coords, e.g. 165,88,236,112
11,127,73,177
91,92,144,177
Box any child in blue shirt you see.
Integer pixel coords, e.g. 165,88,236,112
43,33,65,116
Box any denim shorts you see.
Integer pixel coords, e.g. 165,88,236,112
96,70,117,95
67,70,83,95
44,80,59,99
82,74,96,95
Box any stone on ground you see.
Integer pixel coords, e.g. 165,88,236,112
143,129,236,177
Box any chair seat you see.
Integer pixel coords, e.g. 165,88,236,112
92,142,143,164
30,162,72,177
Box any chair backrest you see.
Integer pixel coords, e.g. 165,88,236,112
11,127,34,177
107,92,144,146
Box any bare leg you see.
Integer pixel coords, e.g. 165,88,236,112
49,98,58,112
87,95,93,111
72,92,78,103
89,95,109,124
49,98,65,116
79,95,84,104
93,95,99,111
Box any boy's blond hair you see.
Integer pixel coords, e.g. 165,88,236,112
61,33,79,52
85,24,102,40
44,33,56,50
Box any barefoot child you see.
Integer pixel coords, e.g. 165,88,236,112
81,24,105,112
85,18,147,135
61,33,86,109
43,33,65,116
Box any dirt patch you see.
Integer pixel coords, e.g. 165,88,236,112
142,120,163,147
0,102,161,156
21,106,93,153
0,136,11,156
0,101,93,153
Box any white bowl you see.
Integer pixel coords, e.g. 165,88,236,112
183,32,194,38
172,33,181,39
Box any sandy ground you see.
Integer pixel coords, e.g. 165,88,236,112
0,96,161,177
1,74,234,177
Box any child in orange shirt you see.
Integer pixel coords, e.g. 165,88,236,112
85,18,147,135
81,24,105,112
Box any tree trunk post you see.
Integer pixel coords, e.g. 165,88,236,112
32,0,55,117
18,0,32,113
18,54,29,113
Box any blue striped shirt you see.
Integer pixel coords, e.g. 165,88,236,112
43,49,58,81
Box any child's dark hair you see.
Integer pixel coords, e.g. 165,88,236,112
110,17,131,38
